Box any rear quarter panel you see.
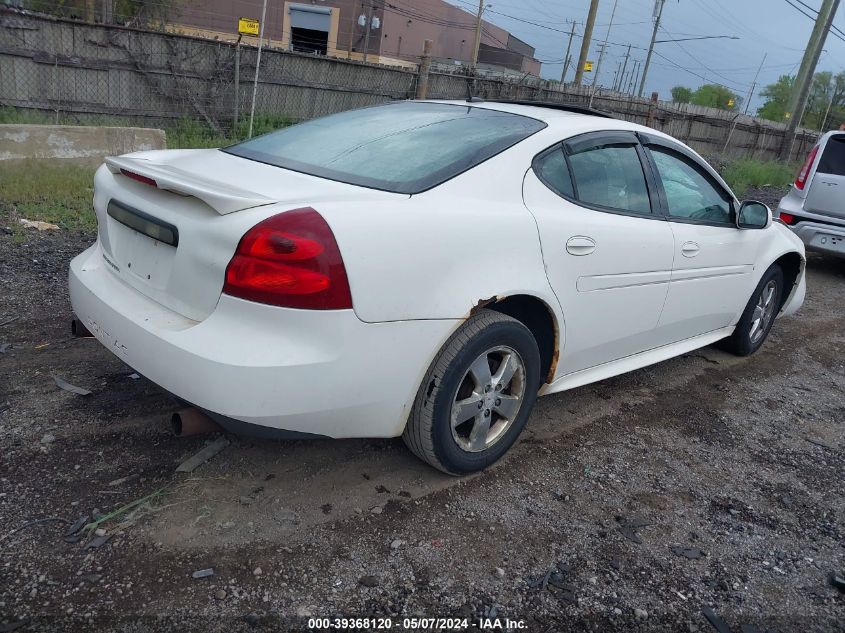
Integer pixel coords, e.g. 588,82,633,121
316,144,559,324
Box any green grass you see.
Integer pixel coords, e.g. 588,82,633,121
0,107,295,149
0,161,97,235
0,110,295,237
721,159,797,197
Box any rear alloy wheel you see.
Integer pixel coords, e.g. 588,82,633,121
403,310,541,475
721,264,784,356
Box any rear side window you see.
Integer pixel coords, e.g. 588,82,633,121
568,143,652,215
223,102,546,194
533,140,652,215
534,147,575,198
817,135,845,176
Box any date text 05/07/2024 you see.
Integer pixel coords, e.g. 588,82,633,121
307,617,528,630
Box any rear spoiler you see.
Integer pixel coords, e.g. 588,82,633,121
104,156,278,215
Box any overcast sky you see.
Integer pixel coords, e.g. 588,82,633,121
446,0,845,112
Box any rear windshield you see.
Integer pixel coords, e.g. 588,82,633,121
223,102,546,194
818,134,845,176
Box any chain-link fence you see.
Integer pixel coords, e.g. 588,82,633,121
0,8,819,160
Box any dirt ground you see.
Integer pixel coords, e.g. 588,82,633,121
1,197,844,632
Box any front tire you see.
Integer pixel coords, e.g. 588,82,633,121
721,264,784,356
403,309,541,475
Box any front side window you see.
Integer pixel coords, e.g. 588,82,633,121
567,143,652,215
224,102,546,194
649,147,733,224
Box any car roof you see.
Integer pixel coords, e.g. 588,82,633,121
423,99,650,133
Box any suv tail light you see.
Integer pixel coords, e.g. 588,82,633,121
223,207,352,310
795,144,819,190
778,212,795,225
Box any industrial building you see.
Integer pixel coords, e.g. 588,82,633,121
170,0,542,75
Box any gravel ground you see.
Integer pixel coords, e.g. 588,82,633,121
1,186,844,632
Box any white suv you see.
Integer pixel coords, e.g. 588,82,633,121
777,130,845,257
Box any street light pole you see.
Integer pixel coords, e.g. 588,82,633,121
638,0,665,97
470,0,485,72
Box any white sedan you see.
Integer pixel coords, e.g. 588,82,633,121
69,100,806,474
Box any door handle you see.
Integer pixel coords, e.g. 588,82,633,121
681,241,700,258
566,235,596,256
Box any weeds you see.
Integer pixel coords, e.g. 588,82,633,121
0,161,97,232
83,487,169,536
721,159,797,196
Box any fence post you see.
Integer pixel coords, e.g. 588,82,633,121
233,36,241,130
647,91,658,128
415,39,433,100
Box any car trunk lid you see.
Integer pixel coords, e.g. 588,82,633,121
93,149,403,321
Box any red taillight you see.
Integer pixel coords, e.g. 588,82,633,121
223,207,352,310
120,169,157,187
779,212,795,225
795,145,819,190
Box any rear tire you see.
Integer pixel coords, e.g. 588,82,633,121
720,264,784,356
403,309,541,475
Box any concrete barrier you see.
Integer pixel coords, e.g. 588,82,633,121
0,125,166,166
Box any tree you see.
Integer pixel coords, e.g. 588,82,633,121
757,75,794,122
690,84,741,110
758,71,845,130
671,86,693,104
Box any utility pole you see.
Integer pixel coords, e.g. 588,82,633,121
780,0,840,158
617,44,631,92
612,61,621,91
247,0,268,139
638,0,665,97
743,52,767,115
629,60,641,95
574,0,600,86
470,0,485,72
560,21,577,84
592,0,618,88
362,1,375,63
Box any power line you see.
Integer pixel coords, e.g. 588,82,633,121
782,0,845,42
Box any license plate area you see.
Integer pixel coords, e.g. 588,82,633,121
106,200,177,289
810,232,845,253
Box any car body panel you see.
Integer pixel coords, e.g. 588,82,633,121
522,168,675,374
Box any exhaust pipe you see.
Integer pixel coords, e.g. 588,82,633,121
171,408,223,437
71,319,93,338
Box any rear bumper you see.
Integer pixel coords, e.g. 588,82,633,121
69,242,458,438
777,193,845,258
790,221,845,258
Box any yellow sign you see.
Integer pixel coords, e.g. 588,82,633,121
238,17,260,36
727,98,735,108
584,61,594,72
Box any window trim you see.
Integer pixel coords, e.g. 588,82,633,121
530,130,665,222
638,133,738,228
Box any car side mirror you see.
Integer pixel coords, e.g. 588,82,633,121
737,200,772,229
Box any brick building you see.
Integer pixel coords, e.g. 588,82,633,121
169,0,542,75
